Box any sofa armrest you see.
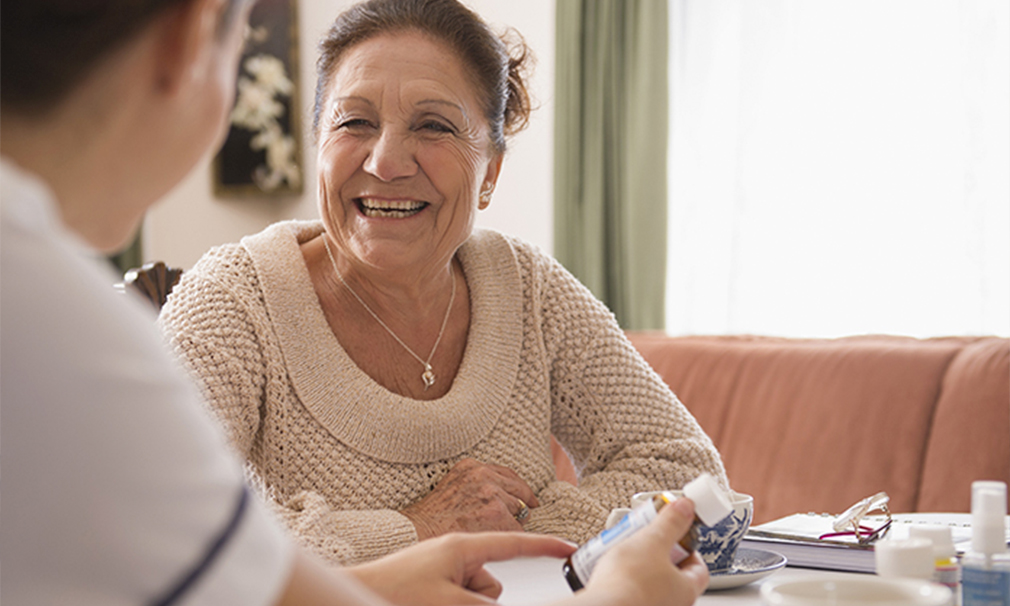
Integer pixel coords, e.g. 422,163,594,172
918,337,1010,511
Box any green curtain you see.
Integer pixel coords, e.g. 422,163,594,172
554,0,668,330
108,229,143,276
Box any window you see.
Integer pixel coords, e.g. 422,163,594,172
666,0,1009,337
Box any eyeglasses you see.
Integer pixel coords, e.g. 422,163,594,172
819,491,893,544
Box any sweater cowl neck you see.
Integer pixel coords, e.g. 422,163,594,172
242,221,523,463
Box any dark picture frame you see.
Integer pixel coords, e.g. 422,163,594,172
214,0,303,197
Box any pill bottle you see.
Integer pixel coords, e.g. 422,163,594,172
562,473,731,591
875,537,936,580
909,524,960,592
961,481,1010,606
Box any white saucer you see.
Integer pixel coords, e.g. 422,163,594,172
761,576,953,605
706,547,787,591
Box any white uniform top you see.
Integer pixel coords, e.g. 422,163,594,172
0,159,293,605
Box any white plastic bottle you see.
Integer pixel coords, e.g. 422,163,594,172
875,537,936,580
909,524,960,593
961,481,1010,606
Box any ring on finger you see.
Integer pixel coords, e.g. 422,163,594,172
515,498,530,522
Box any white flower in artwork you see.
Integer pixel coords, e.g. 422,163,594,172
231,75,284,131
228,52,300,191
245,55,293,96
251,122,301,191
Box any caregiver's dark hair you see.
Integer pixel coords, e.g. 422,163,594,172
313,0,533,153
1,0,246,116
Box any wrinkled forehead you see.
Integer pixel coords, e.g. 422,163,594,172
322,30,488,122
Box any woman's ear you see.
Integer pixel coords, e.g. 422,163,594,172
153,0,227,97
479,154,504,210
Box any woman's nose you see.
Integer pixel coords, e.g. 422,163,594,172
363,130,417,181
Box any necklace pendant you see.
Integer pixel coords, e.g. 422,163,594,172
421,365,436,390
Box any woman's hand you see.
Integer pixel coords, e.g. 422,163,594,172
579,498,709,606
346,531,575,606
400,458,540,540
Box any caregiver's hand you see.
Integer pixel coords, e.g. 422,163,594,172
575,497,710,606
400,458,540,540
347,531,575,606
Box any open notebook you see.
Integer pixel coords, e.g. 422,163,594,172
742,512,1010,573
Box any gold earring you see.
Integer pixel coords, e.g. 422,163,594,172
479,185,494,209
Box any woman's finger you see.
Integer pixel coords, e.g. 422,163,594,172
651,496,698,547
510,495,531,523
449,532,576,567
483,462,540,507
677,552,711,597
437,587,497,606
658,499,710,597
462,566,503,599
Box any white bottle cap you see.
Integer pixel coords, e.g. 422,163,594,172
682,473,733,526
971,481,1008,555
875,538,936,580
973,480,1007,493
908,525,956,559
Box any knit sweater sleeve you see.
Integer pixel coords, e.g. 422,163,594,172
520,246,729,543
157,246,418,566
158,255,266,458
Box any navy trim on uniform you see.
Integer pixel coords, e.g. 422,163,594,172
149,484,250,606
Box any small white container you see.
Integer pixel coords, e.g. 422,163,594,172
909,525,960,591
876,537,937,580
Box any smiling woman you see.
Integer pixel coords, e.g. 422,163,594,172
158,0,727,568
314,29,499,285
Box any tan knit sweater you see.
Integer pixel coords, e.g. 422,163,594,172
159,221,727,566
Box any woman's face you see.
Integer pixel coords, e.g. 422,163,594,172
316,30,502,275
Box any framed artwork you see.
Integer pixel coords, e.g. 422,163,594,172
214,0,303,197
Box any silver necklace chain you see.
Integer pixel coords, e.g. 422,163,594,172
322,236,455,390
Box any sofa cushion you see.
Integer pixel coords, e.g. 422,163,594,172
917,337,1010,512
626,333,972,524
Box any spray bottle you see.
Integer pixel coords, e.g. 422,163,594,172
961,480,1010,606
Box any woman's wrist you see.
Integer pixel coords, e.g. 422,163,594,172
400,507,437,541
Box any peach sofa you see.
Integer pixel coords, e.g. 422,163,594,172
624,333,1010,525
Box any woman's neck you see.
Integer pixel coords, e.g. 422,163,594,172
311,233,459,324
0,39,162,253
303,231,471,400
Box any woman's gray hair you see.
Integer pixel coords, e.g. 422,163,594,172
313,0,534,153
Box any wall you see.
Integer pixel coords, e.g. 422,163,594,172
144,0,555,270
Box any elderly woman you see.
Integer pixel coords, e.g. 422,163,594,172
160,0,727,566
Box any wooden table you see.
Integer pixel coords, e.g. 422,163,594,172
484,557,866,606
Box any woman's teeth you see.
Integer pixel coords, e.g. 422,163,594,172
357,198,427,218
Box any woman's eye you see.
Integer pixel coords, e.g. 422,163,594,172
420,120,455,134
336,118,372,130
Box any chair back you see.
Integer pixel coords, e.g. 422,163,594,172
120,261,183,311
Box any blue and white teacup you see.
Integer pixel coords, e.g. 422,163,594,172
629,489,754,573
